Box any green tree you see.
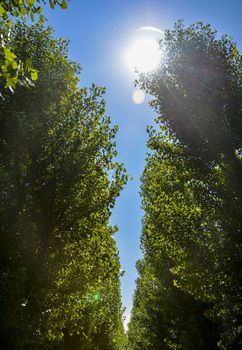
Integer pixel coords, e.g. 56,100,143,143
0,0,68,89
130,21,242,349
138,21,242,195
0,22,127,349
128,257,219,350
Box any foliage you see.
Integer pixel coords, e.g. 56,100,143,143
128,258,219,350
138,20,242,190
0,22,127,349
129,21,242,349
0,0,68,89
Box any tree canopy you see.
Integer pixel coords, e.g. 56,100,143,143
1,16,242,350
0,0,68,89
0,22,127,349
129,21,242,349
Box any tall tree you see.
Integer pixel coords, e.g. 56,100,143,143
0,22,127,349
128,257,219,350
130,21,242,349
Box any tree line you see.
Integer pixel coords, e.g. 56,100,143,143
0,22,127,349
128,21,242,350
0,6,242,350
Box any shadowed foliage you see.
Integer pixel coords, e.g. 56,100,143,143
0,22,127,349
128,21,242,350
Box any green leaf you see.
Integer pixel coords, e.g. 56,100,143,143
20,7,26,16
30,70,38,81
0,4,6,16
5,77,16,88
36,6,42,14
11,61,18,69
4,48,17,61
38,14,45,24
1,65,8,73
25,59,32,69
49,0,55,9
26,0,35,5
61,0,68,9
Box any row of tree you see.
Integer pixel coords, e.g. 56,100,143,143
128,21,242,349
0,23,127,349
1,14,241,350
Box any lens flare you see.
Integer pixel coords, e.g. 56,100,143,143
132,90,145,104
88,291,101,303
125,37,161,73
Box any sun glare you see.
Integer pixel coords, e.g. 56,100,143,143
124,27,163,73
124,26,163,104
132,90,145,104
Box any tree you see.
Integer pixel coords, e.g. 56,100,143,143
138,21,242,196
0,22,127,349
0,0,68,89
128,258,219,350
130,21,242,349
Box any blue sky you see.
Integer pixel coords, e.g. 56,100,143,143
44,0,242,327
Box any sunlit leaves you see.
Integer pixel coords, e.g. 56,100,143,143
0,0,68,89
132,21,242,349
60,0,68,9
0,22,127,349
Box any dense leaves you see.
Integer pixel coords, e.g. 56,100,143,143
128,258,219,350
0,0,68,89
0,22,127,349
129,21,242,349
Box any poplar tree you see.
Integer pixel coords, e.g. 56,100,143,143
129,21,242,349
0,22,127,349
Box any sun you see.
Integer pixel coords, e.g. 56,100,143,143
124,27,163,73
